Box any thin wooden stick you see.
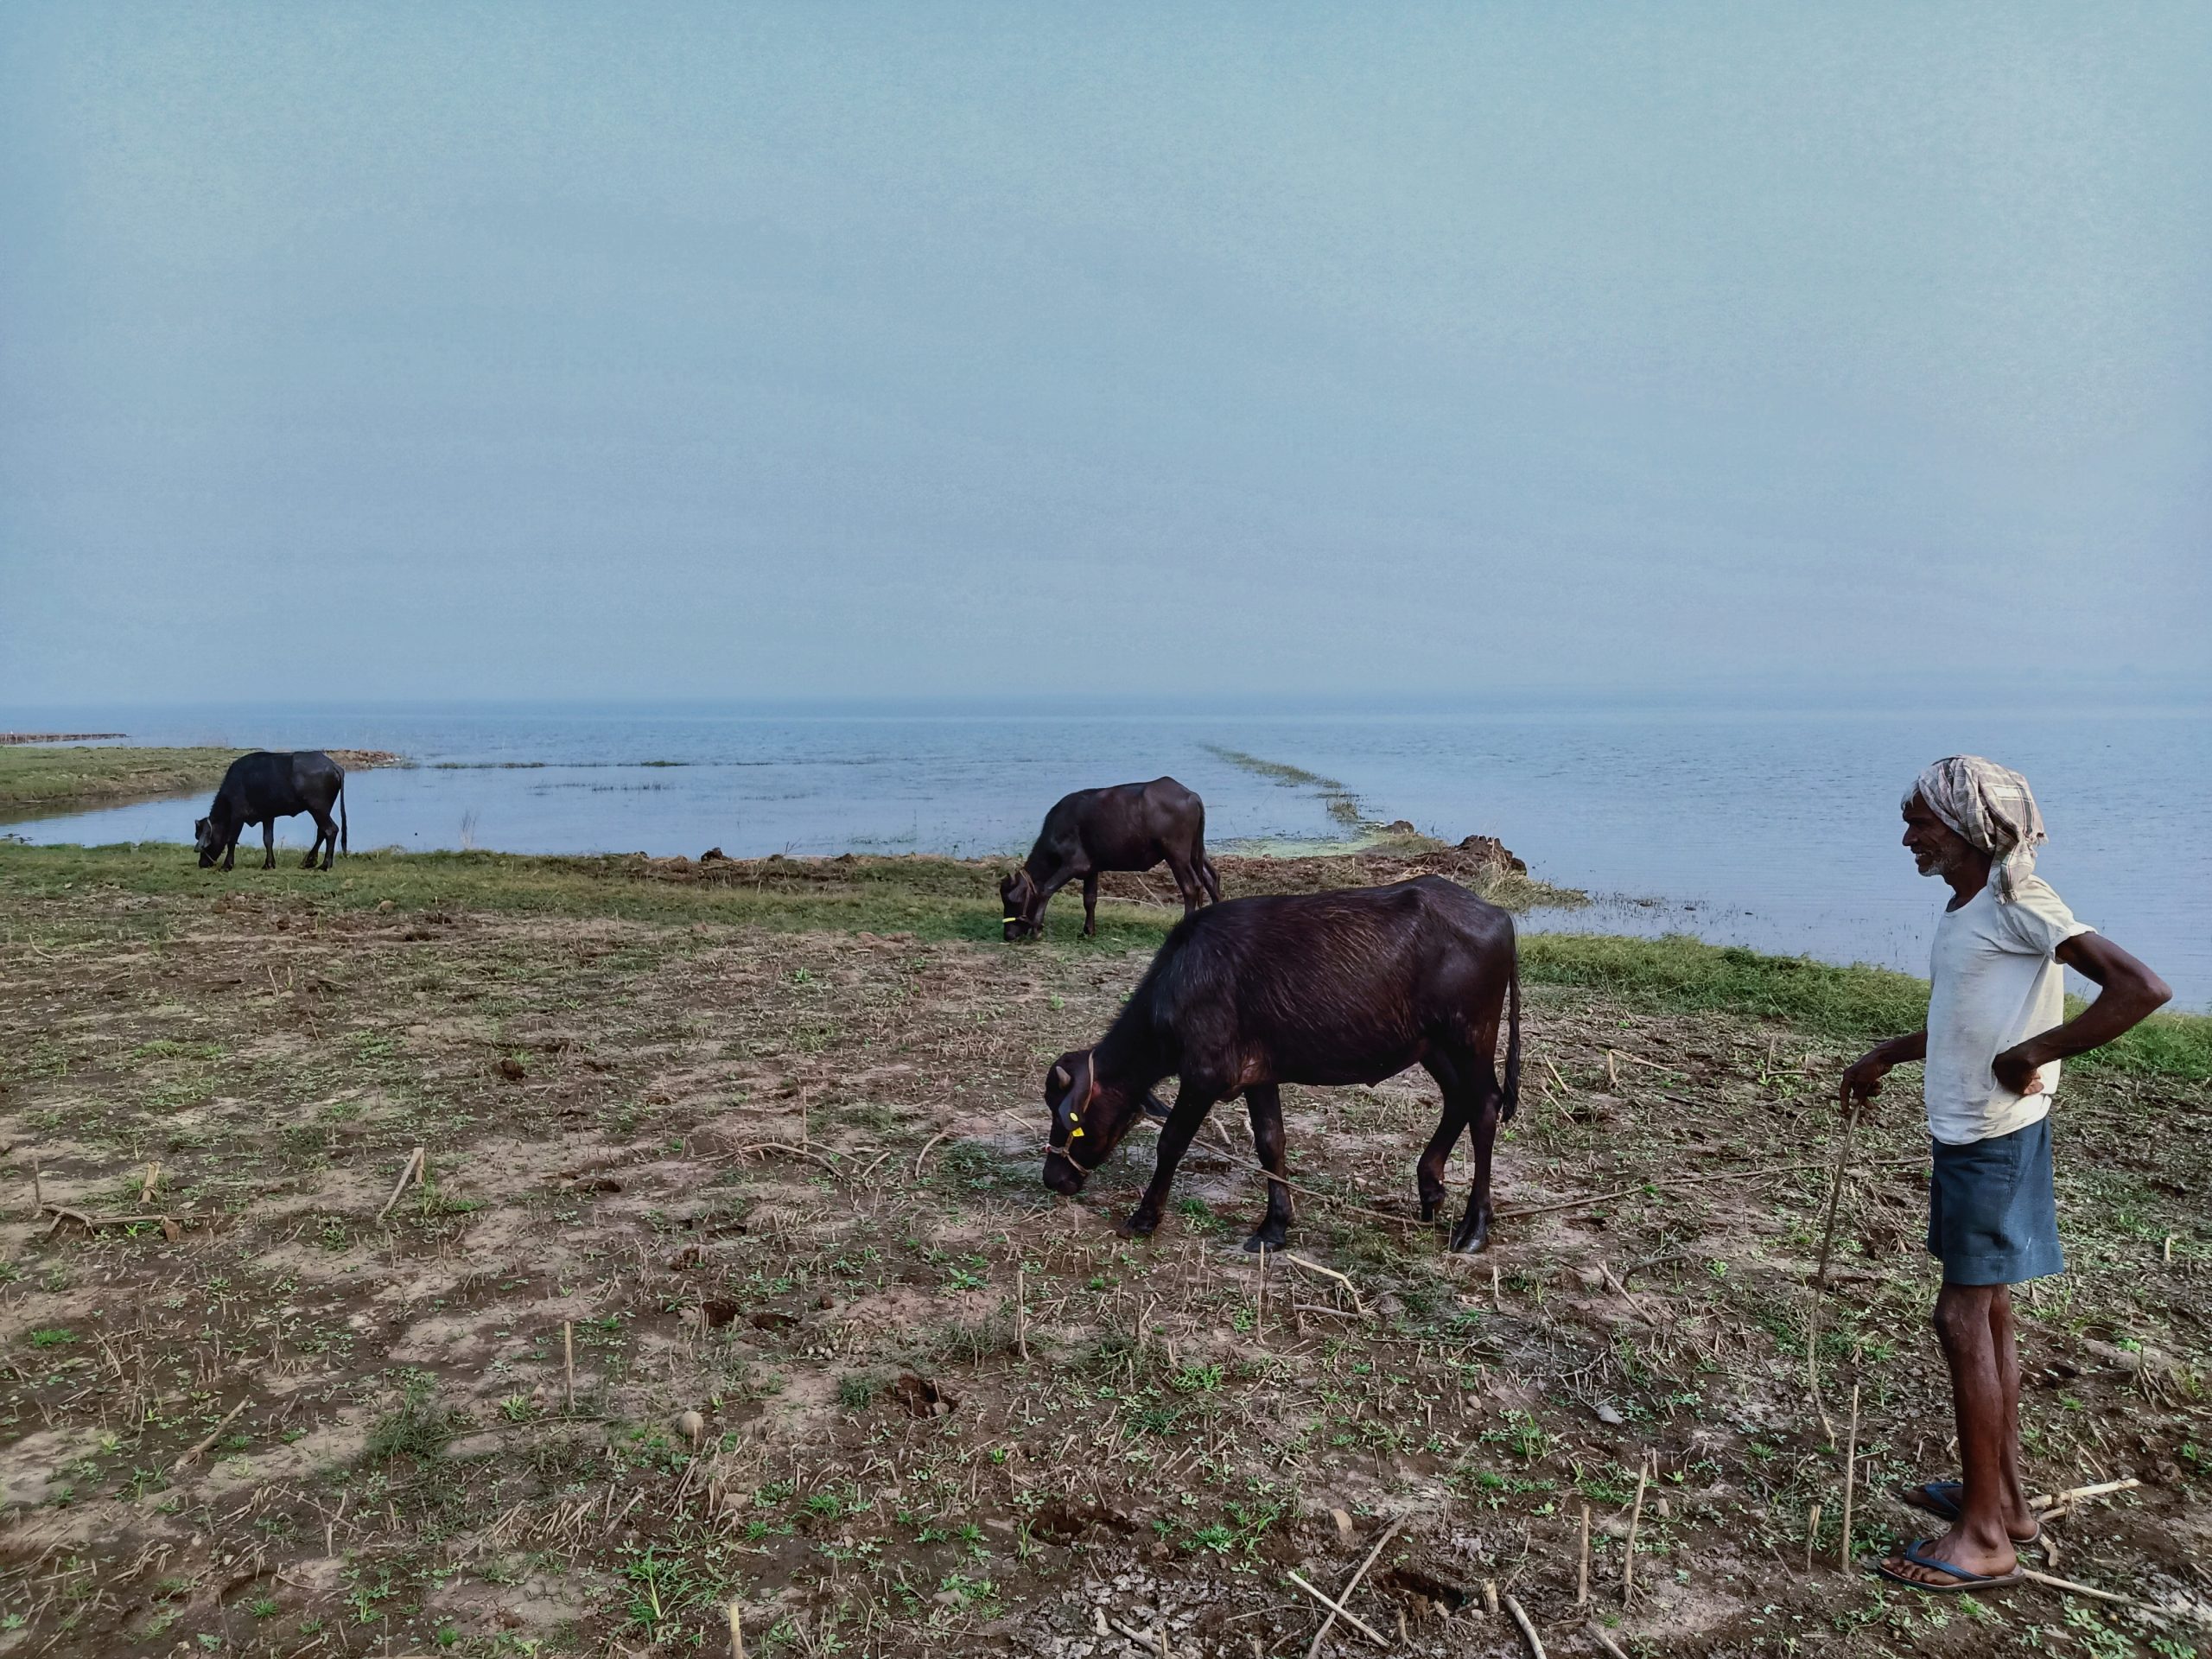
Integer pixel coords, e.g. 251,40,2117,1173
1281,1252,1366,1312
1803,1116,1859,1441
1577,1503,1591,1605
1256,1244,1267,1339
1806,1300,1834,1444
1287,1571,1390,1650
1589,1625,1631,1659
140,1162,160,1204
731,1141,842,1174
1106,1616,1169,1656
1016,1262,1028,1361
1624,1453,1650,1602
2031,1475,2139,1511
1837,1385,1859,1571
1804,1503,1821,1574
1501,1592,1548,1658
913,1131,948,1180
29,1146,41,1212
1814,1113,1858,1290
563,1320,575,1411
375,1146,425,1222
2018,1566,2212,1625
1302,1520,1399,1659
727,1600,744,1659
171,1398,249,1472
43,1205,215,1230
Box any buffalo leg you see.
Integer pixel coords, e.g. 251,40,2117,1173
221,832,237,873
307,808,337,869
1242,1083,1293,1251
1082,874,1099,938
1198,853,1223,905
1416,1054,1469,1224
1028,871,1076,938
261,821,276,870
1167,856,1203,917
1450,1062,1506,1254
1121,1082,1218,1240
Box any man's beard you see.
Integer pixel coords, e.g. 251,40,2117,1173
1916,844,1967,879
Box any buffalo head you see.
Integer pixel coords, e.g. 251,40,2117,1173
1001,868,1042,941
1040,1049,1168,1196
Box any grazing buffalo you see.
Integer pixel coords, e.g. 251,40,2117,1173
194,751,349,872
1001,777,1222,941
1040,876,1521,1254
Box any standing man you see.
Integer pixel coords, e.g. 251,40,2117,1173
1843,756,2169,1593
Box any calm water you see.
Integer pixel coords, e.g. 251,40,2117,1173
9,699,2209,1007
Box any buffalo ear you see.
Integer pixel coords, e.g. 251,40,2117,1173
1048,1062,1071,1094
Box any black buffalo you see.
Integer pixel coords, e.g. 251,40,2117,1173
195,752,349,872
1040,876,1521,1254
1001,777,1222,941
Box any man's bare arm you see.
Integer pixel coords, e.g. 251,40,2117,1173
1840,1030,1928,1112
1992,934,2171,1094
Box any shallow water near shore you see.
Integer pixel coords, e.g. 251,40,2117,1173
9,697,2209,1006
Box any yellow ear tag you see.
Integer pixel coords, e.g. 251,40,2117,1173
1068,1124,1084,1139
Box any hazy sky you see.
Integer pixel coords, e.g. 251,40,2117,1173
3,3,2207,705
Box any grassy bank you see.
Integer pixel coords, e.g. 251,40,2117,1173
3,842,2203,1081
0,745,407,816
3,840,2206,1657
0,747,249,815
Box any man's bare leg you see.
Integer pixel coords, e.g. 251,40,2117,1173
1880,1282,2023,1583
1988,1286,2037,1535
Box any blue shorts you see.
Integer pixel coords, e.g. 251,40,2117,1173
1927,1115,2063,1286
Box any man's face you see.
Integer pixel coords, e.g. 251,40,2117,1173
1901,794,1974,879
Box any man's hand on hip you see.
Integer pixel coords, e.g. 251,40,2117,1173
1992,1045,2049,1097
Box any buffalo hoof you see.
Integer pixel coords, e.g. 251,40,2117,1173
1418,1198,1441,1224
1241,1230,1287,1254
1117,1211,1160,1240
1447,1219,1492,1255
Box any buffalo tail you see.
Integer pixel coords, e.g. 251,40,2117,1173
1502,955,1522,1121
339,779,348,855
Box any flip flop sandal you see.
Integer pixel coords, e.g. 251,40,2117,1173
1870,1538,2026,1595
1893,1481,2042,1544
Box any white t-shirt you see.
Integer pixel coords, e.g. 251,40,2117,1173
1924,876,2093,1146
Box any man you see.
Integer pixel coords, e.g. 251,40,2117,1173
1842,755,2169,1593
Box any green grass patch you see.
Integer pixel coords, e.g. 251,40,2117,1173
0,745,407,816
0,746,245,814
6,843,2204,1080
1522,931,2209,1080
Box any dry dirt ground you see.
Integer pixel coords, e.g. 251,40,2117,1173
2,870,2208,1658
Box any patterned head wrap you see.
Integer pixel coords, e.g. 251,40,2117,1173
1903,755,2047,904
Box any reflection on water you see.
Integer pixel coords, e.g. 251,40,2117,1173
8,699,2209,1007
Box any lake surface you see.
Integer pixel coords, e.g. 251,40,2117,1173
9,698,2209,1007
